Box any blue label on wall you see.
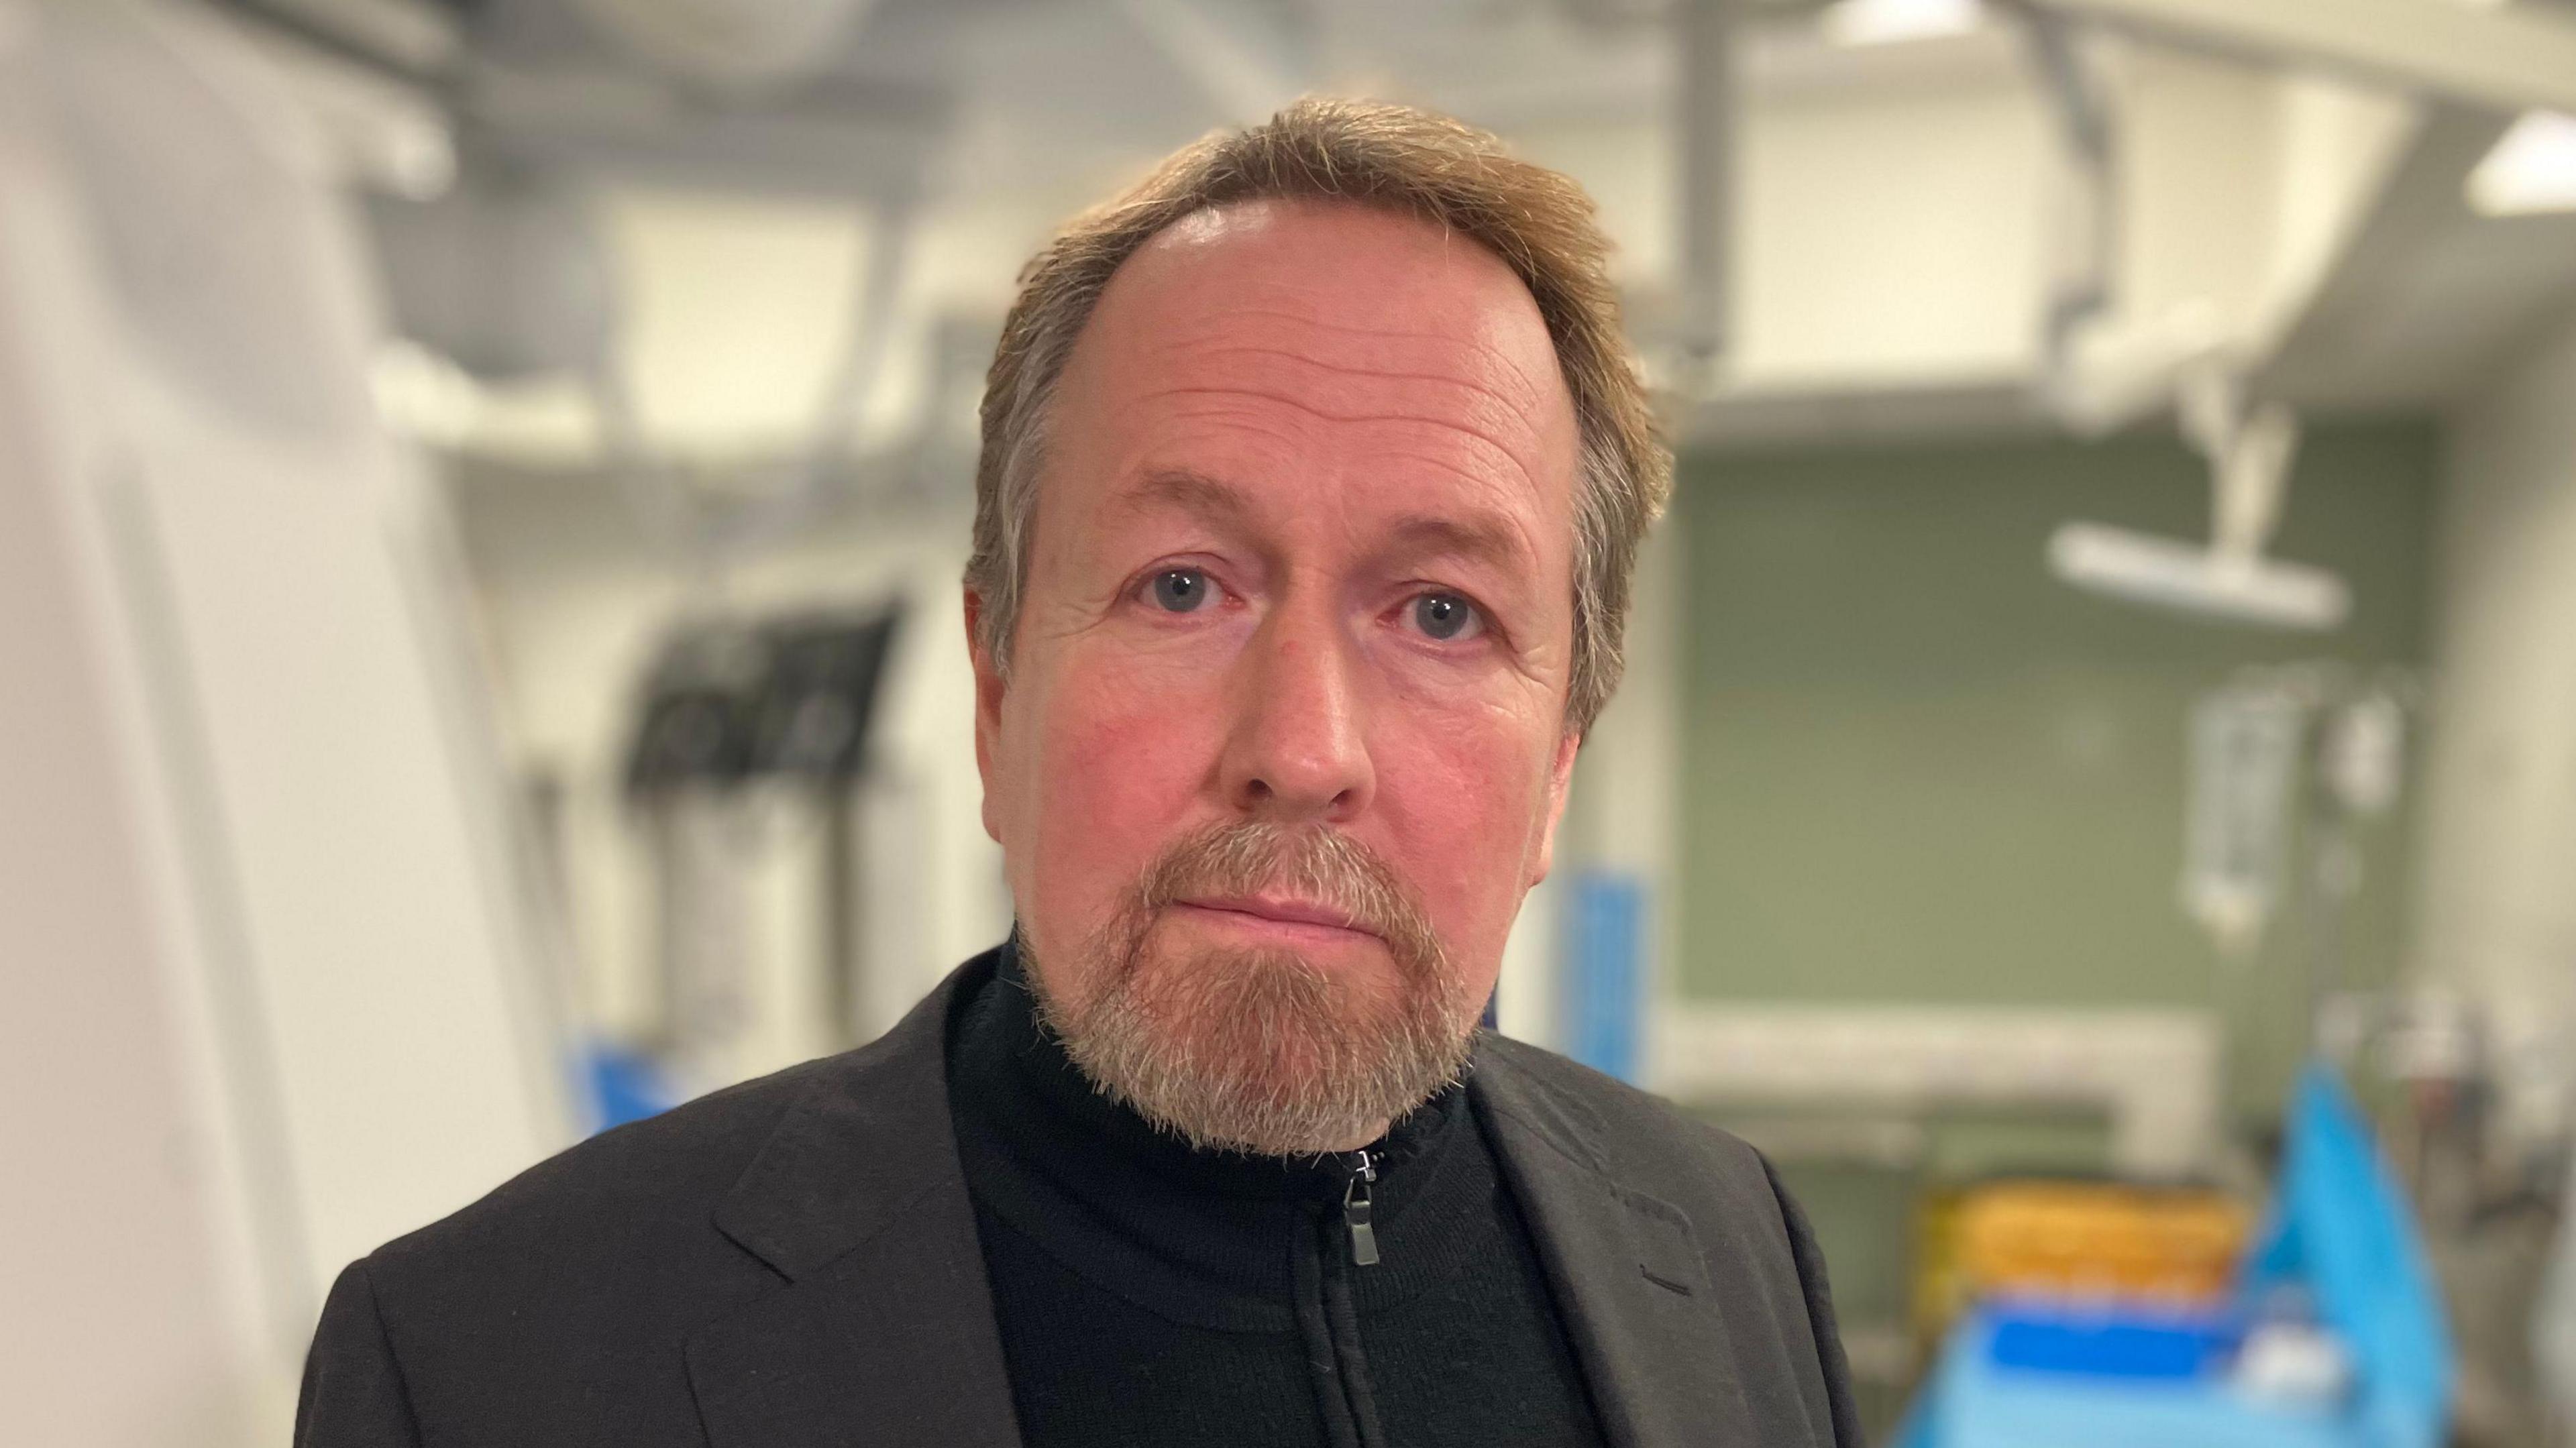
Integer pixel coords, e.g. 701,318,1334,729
578,1040,677,1132
1562,871,1646,1083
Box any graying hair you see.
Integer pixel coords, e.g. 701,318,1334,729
967,96,1670,736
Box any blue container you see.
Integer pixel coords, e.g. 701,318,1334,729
1984,1301,2243,1380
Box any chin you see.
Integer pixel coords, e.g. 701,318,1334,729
1048,940,1479,1157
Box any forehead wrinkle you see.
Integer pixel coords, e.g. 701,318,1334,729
1122,392,1312,447
1154,308,1554,416
1371,445,1569,537
1138,384,1551,494
1169,343,1543,442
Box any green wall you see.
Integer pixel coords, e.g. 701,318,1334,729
1676,421,2436,1121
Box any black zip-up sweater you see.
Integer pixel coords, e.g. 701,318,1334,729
947,944,1610,1448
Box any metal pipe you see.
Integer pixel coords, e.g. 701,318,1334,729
1674,0,1737,379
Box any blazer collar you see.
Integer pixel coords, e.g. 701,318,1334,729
1470,1045,1768,1448
688,950,1022,1448
684,952,1772,1448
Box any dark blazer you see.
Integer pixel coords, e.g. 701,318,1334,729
298,949,1861,1447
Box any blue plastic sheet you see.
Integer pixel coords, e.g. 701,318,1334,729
2241,1063,2454,1448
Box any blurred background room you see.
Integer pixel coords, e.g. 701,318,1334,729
7,0,2576,1443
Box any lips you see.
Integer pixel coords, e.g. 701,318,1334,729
1175,894,1380,939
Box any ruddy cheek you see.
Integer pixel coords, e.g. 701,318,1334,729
1028,667,1221,931
1383,720,1554,960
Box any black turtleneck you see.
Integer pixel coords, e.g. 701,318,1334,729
945,941,1608,1448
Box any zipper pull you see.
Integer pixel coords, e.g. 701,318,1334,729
1342,1148,1380,1267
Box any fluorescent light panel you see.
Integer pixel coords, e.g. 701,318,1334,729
1819,0,1984,48
2048,523,2352,632
2468,110,2576,217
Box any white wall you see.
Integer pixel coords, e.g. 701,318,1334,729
0,145,254,1448
2412,300,2576,1149
2,5,574,1443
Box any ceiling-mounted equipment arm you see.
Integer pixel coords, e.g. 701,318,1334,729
2021,0,2576,117
2005,0,2249,439
2002,0,2126,423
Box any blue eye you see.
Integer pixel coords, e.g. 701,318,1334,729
1411,592,1481,641
1150,568,1215,612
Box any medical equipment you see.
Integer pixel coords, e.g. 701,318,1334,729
1900,1064,2453,1448
2047,360,2350,632
623,606,902,1097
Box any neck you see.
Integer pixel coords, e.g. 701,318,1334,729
1313,1119,1390,1155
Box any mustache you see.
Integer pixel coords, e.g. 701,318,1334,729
1132,821,1446,974
1039,820,1478,1156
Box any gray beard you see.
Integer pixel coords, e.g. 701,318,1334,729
1022,823,1482,1157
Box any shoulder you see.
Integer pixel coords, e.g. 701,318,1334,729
301,1056,854,1442
359,1053,835,1319
376,1054,821,1266
305,961,991,1440
362,954,985,1296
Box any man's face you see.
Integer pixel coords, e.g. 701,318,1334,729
971,199,1582,1154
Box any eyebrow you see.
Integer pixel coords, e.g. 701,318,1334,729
1378,512,1536,579
1110,467,1536,576
1097,467,1241,522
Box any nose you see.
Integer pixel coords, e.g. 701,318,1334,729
1218,595,1374,824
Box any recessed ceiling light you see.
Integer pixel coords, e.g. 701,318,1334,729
2467,110,2576,218
1819,0,1984,48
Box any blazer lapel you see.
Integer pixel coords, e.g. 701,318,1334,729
1474,1052,1765,1448
686,957,1022,1448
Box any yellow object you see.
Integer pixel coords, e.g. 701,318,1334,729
1915,1180,2253,1339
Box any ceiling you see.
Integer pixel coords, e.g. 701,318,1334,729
230,0,2576,434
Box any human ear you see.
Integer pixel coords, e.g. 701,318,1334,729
965,588,1007,844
